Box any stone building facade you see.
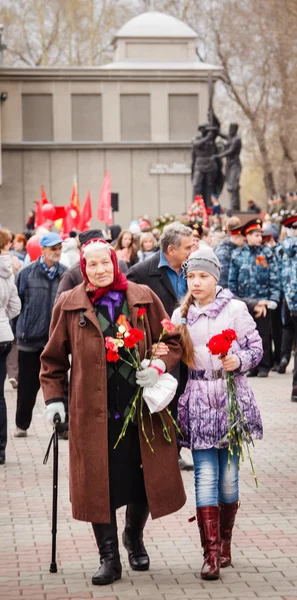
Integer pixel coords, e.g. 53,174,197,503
0,11,222,231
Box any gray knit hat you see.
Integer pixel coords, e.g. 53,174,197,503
182,245,221,281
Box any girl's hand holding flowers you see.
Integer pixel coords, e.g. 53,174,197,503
221,355,240,372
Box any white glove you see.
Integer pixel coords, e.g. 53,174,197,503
44,402,66,426
139,358,166,372
136,359,166,388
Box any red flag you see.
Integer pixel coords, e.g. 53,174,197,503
97,171,112,225
41,185,49,205
34,200,46,228
54,206,67,220
79,190,92,231
70,182,81,228
63,182,81,233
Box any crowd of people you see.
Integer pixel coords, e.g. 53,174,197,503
0,192,296,585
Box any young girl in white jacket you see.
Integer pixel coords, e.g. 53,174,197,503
171,246,263,580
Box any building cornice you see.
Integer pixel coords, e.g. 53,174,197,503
2,141,192,151
0,66,223,83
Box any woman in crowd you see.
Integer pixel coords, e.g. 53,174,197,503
114,229,138,268
12,234,27,262
0,230,21,464
137,232,158,263
40,239,185,586
171,246,263,580
0,229,22,274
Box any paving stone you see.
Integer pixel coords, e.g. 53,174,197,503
2,368,297,600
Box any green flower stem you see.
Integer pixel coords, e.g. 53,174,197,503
140,393,154,453
158,412,172,443
150,328,166,364
223,366,258,488
139,316,148,359
114,386,141,449
165,408,184,439
118,356,137,369
124,347,139,369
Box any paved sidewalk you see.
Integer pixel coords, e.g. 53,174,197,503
1,368,297,600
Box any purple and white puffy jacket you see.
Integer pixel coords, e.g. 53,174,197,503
171,288,263,450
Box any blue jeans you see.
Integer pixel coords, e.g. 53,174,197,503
192,447,239,507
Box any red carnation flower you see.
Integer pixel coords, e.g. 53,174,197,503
208,328,237,357
124,328,144,349
161,318,175,333
105,336,118,352
106,348,120,363
137,308,146,318
222,329,237,343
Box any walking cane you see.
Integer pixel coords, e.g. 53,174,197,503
43,414,61,573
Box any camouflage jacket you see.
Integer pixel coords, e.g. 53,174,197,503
228,243,280,303
280,237,297,311
215,238,238,288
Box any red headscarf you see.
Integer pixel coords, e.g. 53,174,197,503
80,239,128,304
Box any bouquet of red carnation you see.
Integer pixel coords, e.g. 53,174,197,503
105,310,181,453
208,329,258,487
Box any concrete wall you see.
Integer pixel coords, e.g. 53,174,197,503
0,71,217,231
0,147,192,231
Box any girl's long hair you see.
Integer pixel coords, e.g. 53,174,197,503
176,291,196,369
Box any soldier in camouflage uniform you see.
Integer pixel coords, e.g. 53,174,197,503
261,226,283,371
215,217,244,288
228,219,281,377
279,213,297,401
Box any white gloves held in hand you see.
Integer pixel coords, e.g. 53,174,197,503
44,401,66,426
136,358,166,388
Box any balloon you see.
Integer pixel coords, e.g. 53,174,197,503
41,203,56,221
26,234,42,261
54,218,63,230
129,221,141,234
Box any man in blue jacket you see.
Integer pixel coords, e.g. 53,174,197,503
228,218,280,377
14,233,67,437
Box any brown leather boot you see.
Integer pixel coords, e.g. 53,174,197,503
196,506,220,580
218,500,239,568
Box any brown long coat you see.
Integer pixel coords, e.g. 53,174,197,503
40,281,186,523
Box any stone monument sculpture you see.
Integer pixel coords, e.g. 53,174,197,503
216,123,242,210
191,124,219,208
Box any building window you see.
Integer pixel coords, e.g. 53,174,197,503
169,94,199,141
72,94,102,141
22,94,53,142
120,94,151,141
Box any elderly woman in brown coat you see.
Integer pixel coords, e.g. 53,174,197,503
40,239,186,586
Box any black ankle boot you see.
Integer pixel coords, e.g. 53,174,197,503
0,450,5,465
92,513,122,585
122,502,150,571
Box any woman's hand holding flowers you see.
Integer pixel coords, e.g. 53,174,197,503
136,358,166,387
